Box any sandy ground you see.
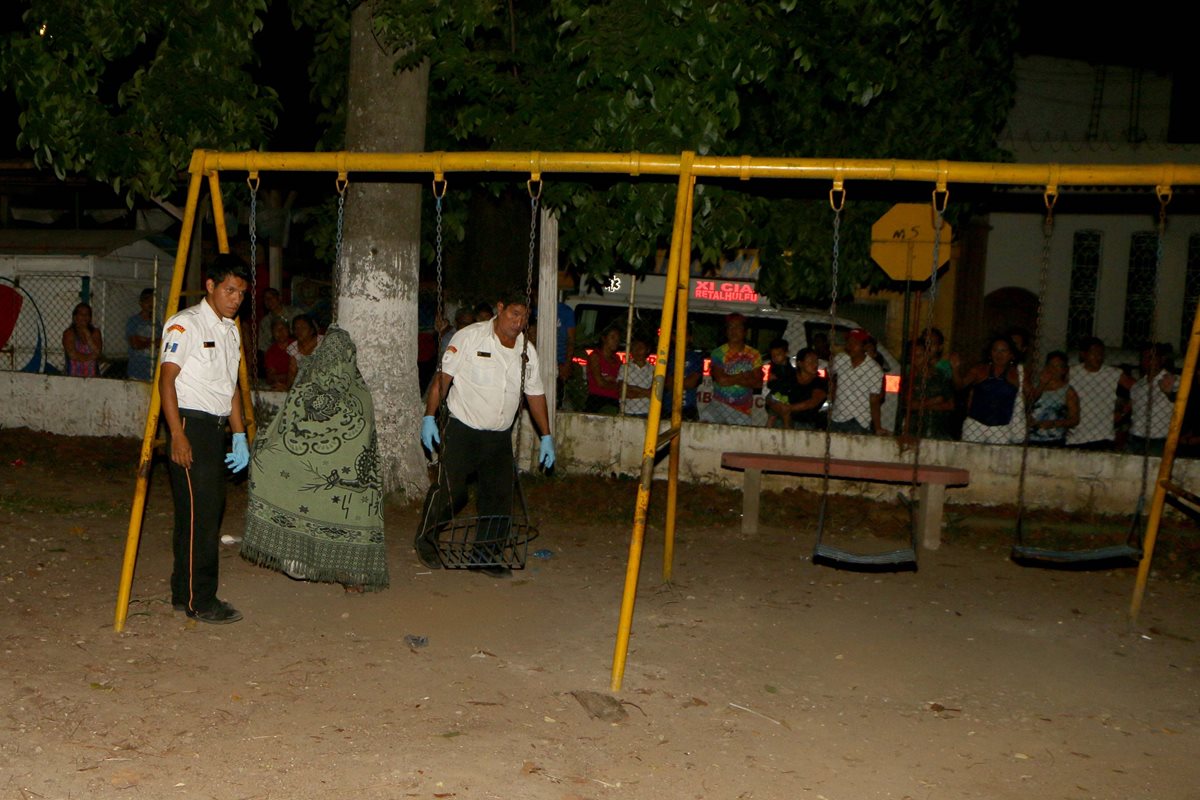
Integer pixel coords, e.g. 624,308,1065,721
1,429,1198,800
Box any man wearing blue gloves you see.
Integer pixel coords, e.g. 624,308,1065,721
159,254,251,623
417,289,555,577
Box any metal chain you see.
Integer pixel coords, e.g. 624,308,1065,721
525,180,541,310
247,174,259,389
1014,191,1056,544
517,181,542,463
1032,191,1056,376
908,191,948,521
332,177,347,326
430,178,449,465
822,186,844,498
435,191,444,326
1138,191,1171,493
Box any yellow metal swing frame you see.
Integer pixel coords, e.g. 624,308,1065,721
112,149,1200,691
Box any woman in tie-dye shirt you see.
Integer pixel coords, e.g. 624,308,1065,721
709,313,763,426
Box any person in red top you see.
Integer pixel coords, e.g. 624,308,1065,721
585,325,622,413
262,319,293,390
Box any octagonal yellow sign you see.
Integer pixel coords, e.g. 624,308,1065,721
870,203,951,281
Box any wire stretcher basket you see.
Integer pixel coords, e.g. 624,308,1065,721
427,514,539,570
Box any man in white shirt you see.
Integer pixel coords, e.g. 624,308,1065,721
620,334,655,417
1129,342,1179,456
417,290,555,577
829,328,884,434
1066,337,1134,450
159,254,251,624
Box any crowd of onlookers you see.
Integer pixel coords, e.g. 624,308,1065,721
56,289,1197,458
59,286,330,391
566,310,1193,458
905,328,1181,456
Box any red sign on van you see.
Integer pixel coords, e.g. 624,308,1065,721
691,280,758,303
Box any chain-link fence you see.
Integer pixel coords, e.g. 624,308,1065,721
1,267,168,378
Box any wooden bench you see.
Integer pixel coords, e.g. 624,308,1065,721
721,452,970,550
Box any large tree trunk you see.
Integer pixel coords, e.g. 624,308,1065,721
338,4,430,496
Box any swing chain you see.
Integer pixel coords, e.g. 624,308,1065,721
435,189,444,327
822,186,843,491
525,179,541,310
912,192,946,442
247,173,259,389
1142,189,1171,445
332,174,348,326
517,179,541,464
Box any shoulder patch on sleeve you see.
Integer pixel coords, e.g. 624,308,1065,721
167,324,186,333
446,345,457,354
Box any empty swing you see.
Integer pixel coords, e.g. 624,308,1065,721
414,176,541,571
1008,188,1165,566
810,184,947,570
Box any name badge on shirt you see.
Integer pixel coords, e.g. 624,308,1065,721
203,341,216,348
476,351,491,358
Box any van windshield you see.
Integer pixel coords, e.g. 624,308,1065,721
573,303,786,355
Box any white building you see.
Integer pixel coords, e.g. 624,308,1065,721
975,56,1200,363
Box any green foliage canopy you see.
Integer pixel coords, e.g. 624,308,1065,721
1,0,278,205
2,0,1019,304
374,0,1019,304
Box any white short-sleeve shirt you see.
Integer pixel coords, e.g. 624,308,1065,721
830,352,883,427
1130,369,1178,440
621,360,655,416
1066,363,1122,445
441,320,544,431
160,299,242,416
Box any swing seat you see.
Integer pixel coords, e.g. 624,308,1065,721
809,497,918,570
1010,510,1143,567
1010,542,1141,566
427,514,539,570
813,542,918,568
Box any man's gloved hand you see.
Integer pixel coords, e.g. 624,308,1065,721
539,435,555,469
225,432,250,472
421,416,440,451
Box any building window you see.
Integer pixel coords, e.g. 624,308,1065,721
1066,230,1102,349
1181,234,1200,350
1122,231,1159,349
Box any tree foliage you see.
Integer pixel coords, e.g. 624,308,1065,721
373,0,1019,304
2,0,1019,304
0,0,278,205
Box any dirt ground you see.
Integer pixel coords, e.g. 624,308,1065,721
1,428,1198,800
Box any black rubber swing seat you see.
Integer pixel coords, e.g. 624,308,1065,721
812,542,918,567
811,499,918,569
1010,543,1142,565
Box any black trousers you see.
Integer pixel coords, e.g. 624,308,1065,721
420,417,515,545
167,410,228,612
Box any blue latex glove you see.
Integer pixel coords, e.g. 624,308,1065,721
539,435,555,469
225,432,250,472
421,415,440,451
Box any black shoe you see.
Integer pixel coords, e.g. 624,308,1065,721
471,565,513,578
172,601,187,612
186,600,243,624
414,532,442,569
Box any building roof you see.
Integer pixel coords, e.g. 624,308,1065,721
0,229,175,258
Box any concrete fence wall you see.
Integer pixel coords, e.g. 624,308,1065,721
4,371,1193,514
556,411,1196,515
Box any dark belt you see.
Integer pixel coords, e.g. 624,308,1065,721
179,409,229,427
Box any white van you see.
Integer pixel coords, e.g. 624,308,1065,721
566,273,902,429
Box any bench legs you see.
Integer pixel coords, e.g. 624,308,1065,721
739,467,947,547
916,483,945,551
741,468,761,536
